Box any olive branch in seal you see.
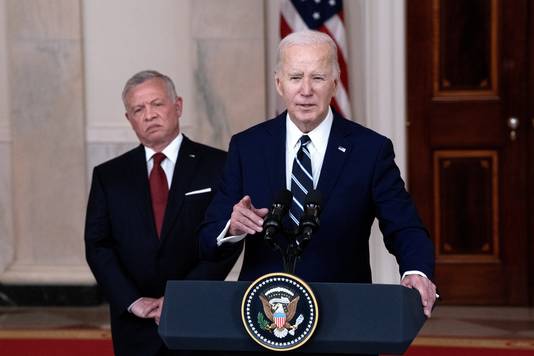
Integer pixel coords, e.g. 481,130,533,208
257,312,270,331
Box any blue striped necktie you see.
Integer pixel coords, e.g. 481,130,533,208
289,135,313,227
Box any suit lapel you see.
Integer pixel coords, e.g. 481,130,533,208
265,114,287,200
317,114,352,209
159,136,198,241
130,145,160,242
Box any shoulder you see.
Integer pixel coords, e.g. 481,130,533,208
231,113,285,145
183,136,226,161
93,145,143,173
333,113,390,147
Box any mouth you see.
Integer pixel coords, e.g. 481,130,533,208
296,103,316,109
145,124,161,133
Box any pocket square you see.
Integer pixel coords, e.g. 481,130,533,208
185,188,212,196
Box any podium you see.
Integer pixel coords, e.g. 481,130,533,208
159,280,426,354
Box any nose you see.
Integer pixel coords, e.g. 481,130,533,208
300,78,312,96
144,104,157,121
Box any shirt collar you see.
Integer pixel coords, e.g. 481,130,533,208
144,132,183,164
286,106,333,150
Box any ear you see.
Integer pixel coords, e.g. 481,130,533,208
331,75,339,96
175,96,183,117
275,74,284,97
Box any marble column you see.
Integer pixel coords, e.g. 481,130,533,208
189,0,266,150
0,0,13,277
0,0,91,284
189,0,266,280
363,0,407,285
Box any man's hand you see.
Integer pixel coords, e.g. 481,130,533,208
147,297,164,325
130,297,161,319
401,274,437,318
229,195,268,236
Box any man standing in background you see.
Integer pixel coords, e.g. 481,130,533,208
85,70,237,356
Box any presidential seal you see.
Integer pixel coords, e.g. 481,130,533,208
241,272,318,351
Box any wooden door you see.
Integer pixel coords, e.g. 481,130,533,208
528,0,534,305
407,0,531,304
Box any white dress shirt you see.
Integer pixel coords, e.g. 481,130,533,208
144,133,183,187
285,107,333,190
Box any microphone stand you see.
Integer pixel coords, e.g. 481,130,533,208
265,228,295,274
283,202,320,274
270,227,310,275
283,229,300,274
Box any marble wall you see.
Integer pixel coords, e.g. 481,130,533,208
0,143,12,276
1,0,89,284
190,0,266,149
0,0,13,275
83,0,192,145
0,0,266,285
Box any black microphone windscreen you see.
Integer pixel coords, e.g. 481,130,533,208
275,189,293,207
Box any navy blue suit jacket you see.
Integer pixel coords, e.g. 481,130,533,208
199,112,434,283
85,136,236,356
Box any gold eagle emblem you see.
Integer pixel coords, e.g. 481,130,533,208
259,295,303,338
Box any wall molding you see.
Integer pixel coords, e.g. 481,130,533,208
0,263,95,285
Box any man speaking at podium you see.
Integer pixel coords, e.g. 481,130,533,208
199,30,437,318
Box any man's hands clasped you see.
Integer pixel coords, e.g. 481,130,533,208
131,297,164,325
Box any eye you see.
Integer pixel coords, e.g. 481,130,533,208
289,75,302,81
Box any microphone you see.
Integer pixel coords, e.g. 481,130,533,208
298,190,322,244
263,189,293,241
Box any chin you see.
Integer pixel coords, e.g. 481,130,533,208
297,114,321,124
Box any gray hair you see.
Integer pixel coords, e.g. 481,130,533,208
275,30,340,78
122,70,177,108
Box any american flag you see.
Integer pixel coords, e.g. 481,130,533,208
280,0,352,118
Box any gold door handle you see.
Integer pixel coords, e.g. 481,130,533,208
507,117,519,141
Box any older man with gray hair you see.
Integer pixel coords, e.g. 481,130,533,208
199,30,437,335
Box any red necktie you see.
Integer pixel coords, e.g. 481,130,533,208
149,152,168,238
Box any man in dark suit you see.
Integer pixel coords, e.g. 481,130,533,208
199,30,437,318
85,70,236,356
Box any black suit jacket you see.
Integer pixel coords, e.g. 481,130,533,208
85,136,236,356
200,111,434,283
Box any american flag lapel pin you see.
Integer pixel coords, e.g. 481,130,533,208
338,146,346,153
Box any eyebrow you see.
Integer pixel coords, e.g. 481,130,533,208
131,98,164,109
